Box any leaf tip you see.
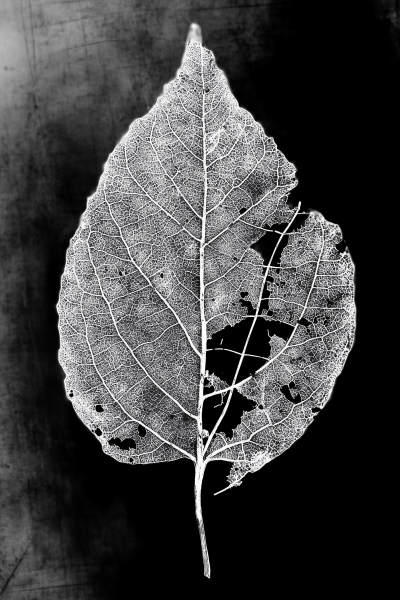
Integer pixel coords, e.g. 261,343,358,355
186,23,202,45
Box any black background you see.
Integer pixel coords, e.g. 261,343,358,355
0,0,396,596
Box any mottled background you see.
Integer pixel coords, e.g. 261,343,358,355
0,0,397,596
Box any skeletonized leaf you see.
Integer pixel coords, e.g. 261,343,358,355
57,31,355,577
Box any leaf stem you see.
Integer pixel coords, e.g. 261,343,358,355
194,460,210,578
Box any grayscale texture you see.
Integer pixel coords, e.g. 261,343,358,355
57,39,355,574
0,0,390,593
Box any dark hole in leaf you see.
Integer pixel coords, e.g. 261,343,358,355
95,428,102,436
240,291,249,298
312,407,321,413
251,229,283,268
138,424,146,437
69,390,74,398
289,381,295,389
207,289,294,390
298,317,311,327
265,320,294,340
207,317,269,386
239,207,246,214
160,273,163,278
258,404,263,410
280,384,301,404
108,437,136,450
95,404,104,412
336,238,347,253
129,458,133,462
216,389,256,439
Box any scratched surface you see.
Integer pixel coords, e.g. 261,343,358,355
0,0,395,596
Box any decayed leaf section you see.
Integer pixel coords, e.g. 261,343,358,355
204,211,355,487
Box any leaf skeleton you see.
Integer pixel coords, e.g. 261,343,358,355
57,23,356,578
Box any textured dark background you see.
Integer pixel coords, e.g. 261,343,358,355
0,0,397,596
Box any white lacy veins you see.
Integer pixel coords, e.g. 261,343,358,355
57,38,355,576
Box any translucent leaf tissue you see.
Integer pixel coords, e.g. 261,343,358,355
57,25,356,577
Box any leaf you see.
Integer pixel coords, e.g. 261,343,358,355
57,25,356,578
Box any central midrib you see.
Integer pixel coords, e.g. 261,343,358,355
198,44,208,462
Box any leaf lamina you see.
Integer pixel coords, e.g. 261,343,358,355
57,33,355,577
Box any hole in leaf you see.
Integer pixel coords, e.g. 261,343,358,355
239,207,246,214
280,384,301,405
95,428,102,436
216,389,256,439
95,405,104,412
108,437,136,450
251,230,283,268
69,390,74,398
138,424,146,437
265,320,294,340
207,299,294,391
207,317,270,385
312,407,321,413
298,317,311,327
202,393,222,435
336,238,347,253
